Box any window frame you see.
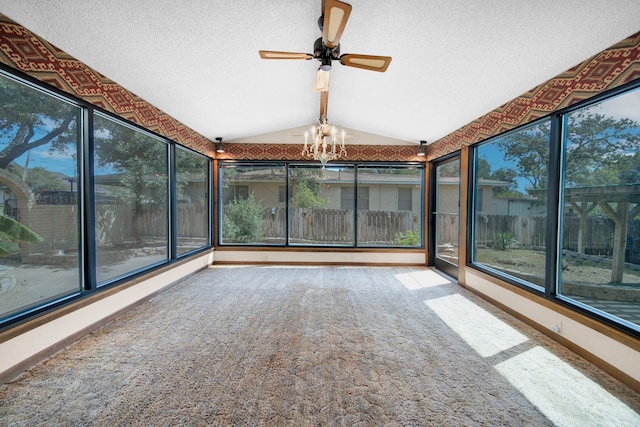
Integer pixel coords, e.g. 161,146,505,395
0,65,213,330
466,78,640,337
218,161,425,248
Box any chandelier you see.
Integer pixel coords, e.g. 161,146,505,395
302,117,347,164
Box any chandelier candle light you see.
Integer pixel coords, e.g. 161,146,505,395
302,118,347,164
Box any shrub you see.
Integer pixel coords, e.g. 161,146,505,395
222,193,264,243
494,231,519,251
395,229,420,246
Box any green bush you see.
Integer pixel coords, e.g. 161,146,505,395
290,180,327,209
395,229,420,246
222,193,264,243
494,231,519,251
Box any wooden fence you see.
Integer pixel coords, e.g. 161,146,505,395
474,214,547,248
26,204,636,261
470,214,640,263
224,206,420,245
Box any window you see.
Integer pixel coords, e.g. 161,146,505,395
358,187,370,210
357,166,423,247
223,185,248,201
0,69,213,329
558,87,640,327
340,186,354,210
219,164,286,244
175,146,209,256
471,119,551,290
94,113,169,284
289,165,355,246
0,72,82,321
340,186,369,210
219,163,425,248
398,187,412,211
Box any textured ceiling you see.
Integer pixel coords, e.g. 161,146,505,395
1,1,639,147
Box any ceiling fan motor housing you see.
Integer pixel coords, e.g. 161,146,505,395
313,37,340,70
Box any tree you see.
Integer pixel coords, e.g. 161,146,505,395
495,122,550,193
94,118,168,212
475,158,524,197
289,168,327,209
290,179,327,209
437,161,460,178
494,113,640,192
476,158,493,180
564,111,640,187
0,76,78,170
7,164,68,193
490,167,521,196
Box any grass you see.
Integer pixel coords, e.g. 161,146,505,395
475,248,640,286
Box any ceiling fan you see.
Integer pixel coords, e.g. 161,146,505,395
258,0,392,122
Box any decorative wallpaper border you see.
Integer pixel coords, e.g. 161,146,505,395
0,14,215,157
0,14,421,163
216,143,424,162
427,31,640,160
1,14,638,163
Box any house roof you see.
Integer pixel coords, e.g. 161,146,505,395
1,1,639,147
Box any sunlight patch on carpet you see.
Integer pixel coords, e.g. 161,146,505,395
395,269,452,290
495,346,640,427
424,293,528,357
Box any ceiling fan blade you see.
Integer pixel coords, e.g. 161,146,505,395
320,90,329,120
259,50,313,60
313,69,331,92
339,54,392,72
322,0,352,49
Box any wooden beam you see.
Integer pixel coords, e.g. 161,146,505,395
570,201,597,254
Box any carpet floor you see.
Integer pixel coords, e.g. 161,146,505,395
1,265,639,426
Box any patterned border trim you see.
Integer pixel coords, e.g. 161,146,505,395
0,14,215,157
427,31,640,160
2,14,638,163
216,143,425,162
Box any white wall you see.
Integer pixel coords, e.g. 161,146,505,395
464,269,640,385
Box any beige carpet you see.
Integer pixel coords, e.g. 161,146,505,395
1,265,639,426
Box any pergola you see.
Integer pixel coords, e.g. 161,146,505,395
565,184,640,283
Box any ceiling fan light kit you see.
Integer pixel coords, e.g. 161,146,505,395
259,0,392,164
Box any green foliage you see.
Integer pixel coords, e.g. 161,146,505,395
7,164,68,192
290,179,327,209
289,168,327,209
94,117,167,212
222,193,264,243
437,161,460,178
494,231,519,251
395,229,420,246
564,111,640,187
496,122,551,192
491,112,640,194
0,75,78,169
0,215,43,257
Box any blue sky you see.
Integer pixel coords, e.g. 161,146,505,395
14,144,77,177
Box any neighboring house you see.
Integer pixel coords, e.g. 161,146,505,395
437,176,545,217
222,168,423,214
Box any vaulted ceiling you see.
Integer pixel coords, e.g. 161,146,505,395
2,1,639,147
